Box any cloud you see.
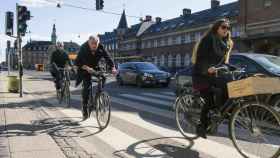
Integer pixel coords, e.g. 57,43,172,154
19,0,61,8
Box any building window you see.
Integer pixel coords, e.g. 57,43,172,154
172,36,177,45
184,54,191,66
144,41,148,48
147,41,151,48
264,0,272,7
168,54,173,67
176,54,181,67
177,36,181,44
185,34,191,43
168,37,172,45
160,55,165,67
195,32,201,41
160,38,164,46
181,34,186,44
190,33,195,42
164,38,168,46
157,39,161,47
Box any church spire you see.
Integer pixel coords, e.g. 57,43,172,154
51,24,57,44
117,10,128,29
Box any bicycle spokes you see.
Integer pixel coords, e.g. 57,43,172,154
230,103,280,158
96,93,111,129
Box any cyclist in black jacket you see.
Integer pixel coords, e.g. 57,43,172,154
50,42,71,89
191,19,234,138
75,35,116,120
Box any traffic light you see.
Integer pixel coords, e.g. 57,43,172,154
96,0,104,10
17,5,31,36
7,41,11,50
5,12,14,36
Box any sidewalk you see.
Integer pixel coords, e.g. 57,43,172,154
0,73,66,158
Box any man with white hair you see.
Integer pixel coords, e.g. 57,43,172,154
75,35,116,120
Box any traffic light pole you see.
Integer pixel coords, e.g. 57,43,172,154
16,3,23,98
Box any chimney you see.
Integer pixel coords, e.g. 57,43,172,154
182,8,191,16
145,15,152,22
211,0,220,9
156,17,162,23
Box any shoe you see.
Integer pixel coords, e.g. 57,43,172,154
196,124,207,139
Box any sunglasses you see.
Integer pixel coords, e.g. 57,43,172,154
220,25,230,30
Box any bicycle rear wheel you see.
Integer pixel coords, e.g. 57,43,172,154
175,94,203,139
230,101,280,158
57,88,63,104
96,92,111,129
64,81,71,107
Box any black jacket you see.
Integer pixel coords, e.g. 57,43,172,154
192,34,229,84
75,42,114,86
50,48,70,68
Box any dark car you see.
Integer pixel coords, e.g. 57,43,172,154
175,53,280,112
116,62,171,87
0,66,8,71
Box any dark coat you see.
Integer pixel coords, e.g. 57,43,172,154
192,33,229,89
50,48,69,68
75,42,114,86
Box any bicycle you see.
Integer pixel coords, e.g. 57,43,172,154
86,71,111,130
174,65,280,158
56,67,71,107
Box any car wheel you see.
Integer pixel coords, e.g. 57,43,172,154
136,77,143,88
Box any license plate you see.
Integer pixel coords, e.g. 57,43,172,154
159,79,166,83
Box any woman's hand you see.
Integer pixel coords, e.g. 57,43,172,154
208,67,217,74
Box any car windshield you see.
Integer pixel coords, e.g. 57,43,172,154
136,63,158,70
254,55,280,74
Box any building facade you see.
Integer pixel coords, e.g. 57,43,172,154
99,0,279,71
22,24,80,70
239,0,280,55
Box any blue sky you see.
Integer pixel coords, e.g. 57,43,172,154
0,0,236,62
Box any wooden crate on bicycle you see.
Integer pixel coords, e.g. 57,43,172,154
227,76,280,98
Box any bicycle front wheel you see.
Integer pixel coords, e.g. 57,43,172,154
96,92,111,129
64,81,71,107
230,101,280,158
175,94,202,139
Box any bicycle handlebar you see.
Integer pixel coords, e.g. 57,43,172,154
213,64,246,80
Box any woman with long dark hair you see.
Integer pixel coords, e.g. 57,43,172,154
191,18,233,138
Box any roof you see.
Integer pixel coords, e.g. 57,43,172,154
124,23,142,38
63,41,80,49
142,1,239,36
23,41,53,49
99,31,117,43
117,10,128,29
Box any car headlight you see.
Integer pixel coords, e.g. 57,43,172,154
143,73,153,78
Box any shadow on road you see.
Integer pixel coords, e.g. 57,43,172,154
113,137,199,158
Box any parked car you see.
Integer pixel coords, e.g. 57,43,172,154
175,53,280,112
116,62,171,87
0,66,8,71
